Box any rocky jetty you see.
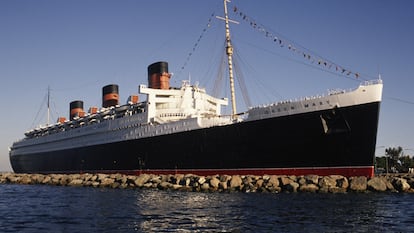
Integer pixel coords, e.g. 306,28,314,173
1,172,414,193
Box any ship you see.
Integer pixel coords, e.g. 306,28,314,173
9,0,383,177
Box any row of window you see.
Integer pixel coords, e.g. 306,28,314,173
159,113,187,118
263,100,331,115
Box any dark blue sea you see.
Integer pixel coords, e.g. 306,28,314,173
1,184,413,232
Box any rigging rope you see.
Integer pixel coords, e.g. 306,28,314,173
180,13,216,71
30,87,62,129
31,90,49,128
231,5,375,81
211,42,252,109
212,50,227,98
233,50,252,108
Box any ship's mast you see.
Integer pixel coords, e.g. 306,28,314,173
222,0,237,119
47,86,50,126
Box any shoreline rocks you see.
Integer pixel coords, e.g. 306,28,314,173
1,172,414,193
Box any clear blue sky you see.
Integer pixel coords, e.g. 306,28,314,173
1,0,413,171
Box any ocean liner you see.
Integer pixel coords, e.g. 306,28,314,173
9,1,383,177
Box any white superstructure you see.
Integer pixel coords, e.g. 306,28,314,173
140,80,228,124
10,79,232,156
246,80,383,121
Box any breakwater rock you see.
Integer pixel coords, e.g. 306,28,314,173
1,173,414,193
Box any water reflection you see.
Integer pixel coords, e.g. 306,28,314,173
134,189,245,232
131,190,414,232
1,185,413,232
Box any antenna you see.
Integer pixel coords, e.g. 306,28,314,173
377,65,382,80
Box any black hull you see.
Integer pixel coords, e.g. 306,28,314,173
10,102,380,177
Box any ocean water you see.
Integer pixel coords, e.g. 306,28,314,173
0,184,413,233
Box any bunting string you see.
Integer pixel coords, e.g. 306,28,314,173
180,13,215,71
232,6,363,80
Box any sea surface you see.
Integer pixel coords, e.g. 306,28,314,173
0,184,413,232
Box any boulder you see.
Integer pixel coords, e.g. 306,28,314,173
134,174,151,187
318,176,337,189
174,174,185,184
267,175,280,188
201,183,210,191
297,176,307,186
328,187,347,193
91,181,100,187
20,175,32,185
280,176,294,186
100,178,115,187
158,181,173,190
184,178,191,186
230,175,243,190
117,176,127,185
243,176,252,183
392,177,411,192
367,177,387,192
31,174,45,184
68,179,84,187
7,175,21,183
256,179,264,188
383,177,396,191
172,184,183,190
97,173,108,181
219,181,228,190
119,183,128,189
90,175,98,182
70,174,81,180
349,176,367,192
111,182,121,189
59,177,69,186
279,176,299,192
197,176,206,185
405,177,414,188
336,176,349,189
299,183,319,192
209,177,220,189
42,176,52,184
305,175,320,185
285,181,299,192
83,174,94,182
150,175,162,184
143,182,153,188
